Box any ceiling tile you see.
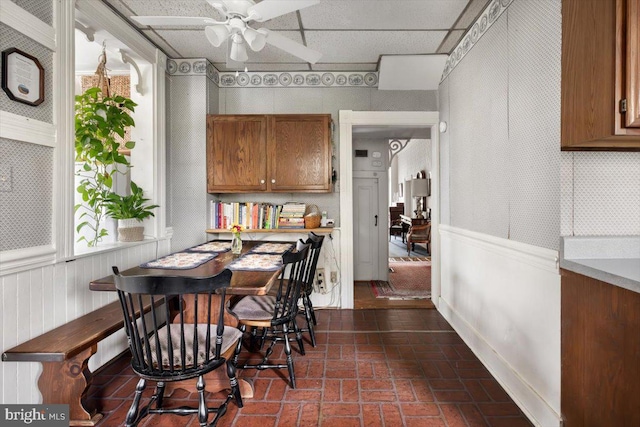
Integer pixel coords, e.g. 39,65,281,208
455,0,491,28
109,0,299,30
141,30,181,57
300,0,469,30
306,31,447,62
157,29,309,63
311,63,378,71
437,29,465,54
117,0,226,21
154,29,227,61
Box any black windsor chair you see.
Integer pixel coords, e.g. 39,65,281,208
229,242,311,388
112,267,243,427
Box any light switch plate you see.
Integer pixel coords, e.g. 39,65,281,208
0,165,12,192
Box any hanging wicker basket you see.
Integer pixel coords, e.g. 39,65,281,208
304,204,322,229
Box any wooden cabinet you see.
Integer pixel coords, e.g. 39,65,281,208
207,114,331,193
561,269,640,426
561,0,640,150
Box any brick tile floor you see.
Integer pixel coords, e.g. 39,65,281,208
90,309,533,426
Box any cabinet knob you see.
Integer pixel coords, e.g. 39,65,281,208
260,179,265,184
271,179,276,184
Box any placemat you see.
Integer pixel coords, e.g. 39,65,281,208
187,241,232,253
227,254,283,271
140,252,218,270
248,242,294,254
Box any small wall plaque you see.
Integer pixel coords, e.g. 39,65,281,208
1,48,45,106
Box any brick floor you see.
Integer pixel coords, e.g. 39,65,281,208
90,309,533,426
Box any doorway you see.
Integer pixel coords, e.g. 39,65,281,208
339,111,440,309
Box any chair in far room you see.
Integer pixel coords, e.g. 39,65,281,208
407,223,431,256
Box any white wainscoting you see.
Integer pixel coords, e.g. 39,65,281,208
0,240,171,404
438,225,561,427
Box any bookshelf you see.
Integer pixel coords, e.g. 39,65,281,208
205,228,332,234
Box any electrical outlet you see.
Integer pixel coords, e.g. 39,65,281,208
315,268,325,293
330,271,337,283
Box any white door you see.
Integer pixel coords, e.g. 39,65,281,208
353,177,379,280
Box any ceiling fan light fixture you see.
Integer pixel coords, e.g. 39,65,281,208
243,27,267,52
205,25,230,47
230,34,248,62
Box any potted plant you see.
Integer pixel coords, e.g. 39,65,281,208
75,87,137,246
104,181,158,242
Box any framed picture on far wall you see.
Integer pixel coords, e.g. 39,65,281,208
1,48,45,106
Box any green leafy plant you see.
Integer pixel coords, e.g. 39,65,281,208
75,87,137,246
104,181,159,220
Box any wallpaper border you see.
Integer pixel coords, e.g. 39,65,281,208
166,58,379,89
441,0,513,81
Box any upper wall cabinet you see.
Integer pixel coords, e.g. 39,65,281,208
207,114,332,193
561,0,640,150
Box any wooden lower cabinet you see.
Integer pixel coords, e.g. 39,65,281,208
561,269,640,426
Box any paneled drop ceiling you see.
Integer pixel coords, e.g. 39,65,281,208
101,0,491,72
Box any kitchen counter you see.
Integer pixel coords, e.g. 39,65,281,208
560,236,640,294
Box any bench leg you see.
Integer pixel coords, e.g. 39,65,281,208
39,346,102,426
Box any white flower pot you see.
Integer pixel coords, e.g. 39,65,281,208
117,218,144,242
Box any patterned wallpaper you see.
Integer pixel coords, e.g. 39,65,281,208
562,152,640,236
442,0,561,251
0,8,55,253
439,79,451,225
167,75,210,252
10,0,52,25
0,23,53,124
0,138,53,251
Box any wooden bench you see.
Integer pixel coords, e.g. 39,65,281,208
2,297,153,426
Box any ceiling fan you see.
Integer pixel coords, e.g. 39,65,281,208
131,0,322,64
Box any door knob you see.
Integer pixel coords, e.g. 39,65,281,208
260,179,265,184
271,179,276,184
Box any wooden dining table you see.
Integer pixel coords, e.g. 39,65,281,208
89,240,294,398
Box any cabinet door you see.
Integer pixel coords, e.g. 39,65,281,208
268,115,331,192
624,0,640,128
207,115,267,193
561,0,640,149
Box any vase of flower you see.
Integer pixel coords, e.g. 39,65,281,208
231,224,243,255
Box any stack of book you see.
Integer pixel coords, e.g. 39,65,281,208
210,201,283,230
277,203,306,229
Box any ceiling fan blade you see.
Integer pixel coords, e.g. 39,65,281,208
130,16,224,27
247,0,320,22
261,28,322,63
